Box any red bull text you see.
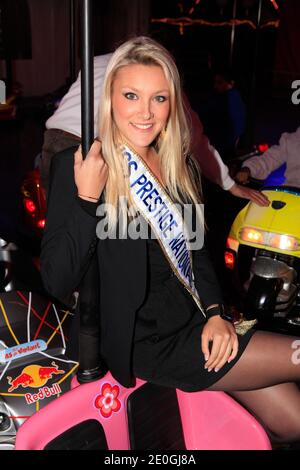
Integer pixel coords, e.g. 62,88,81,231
25,383,62,404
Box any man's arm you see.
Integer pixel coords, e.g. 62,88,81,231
184,100,269,205
184,99,235,189
239,133,288,181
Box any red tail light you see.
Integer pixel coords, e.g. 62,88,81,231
24,199,36,213
224,250,235,270
258,143,269,153
36,219,46,229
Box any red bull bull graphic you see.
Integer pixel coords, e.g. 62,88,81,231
38,362,65,380
7,373,34,392
7,362,65,393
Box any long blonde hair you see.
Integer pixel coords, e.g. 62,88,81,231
99,36,202,228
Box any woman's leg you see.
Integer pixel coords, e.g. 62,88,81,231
208,331,300,442
230,383,300,443
209,331,300,390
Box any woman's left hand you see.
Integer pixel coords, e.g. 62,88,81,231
201,316,238,372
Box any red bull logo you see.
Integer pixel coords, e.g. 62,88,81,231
7,373,34,392
25,383,62,405
7,362,65,392
38,363,65,380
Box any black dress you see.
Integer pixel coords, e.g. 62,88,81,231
132,237,255,392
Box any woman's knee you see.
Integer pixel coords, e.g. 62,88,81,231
270,420,300,444
230,384,300,445
258,401,300,443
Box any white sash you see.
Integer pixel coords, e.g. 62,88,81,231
123,144,206,318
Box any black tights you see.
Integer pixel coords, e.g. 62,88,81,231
208,331,300,443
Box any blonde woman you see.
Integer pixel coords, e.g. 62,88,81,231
41,37,300,443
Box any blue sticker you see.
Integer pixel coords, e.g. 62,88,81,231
0,340,47,364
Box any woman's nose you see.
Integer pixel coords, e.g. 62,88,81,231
138,100,154,120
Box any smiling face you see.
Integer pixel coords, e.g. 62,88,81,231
111,64,171,157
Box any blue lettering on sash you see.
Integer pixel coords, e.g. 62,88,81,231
173,240,185,256
155,209,168,223
174,250,192,287
182,258,191,277
179,253,188,269
131,174,147,188
162,219,178,238
143,188,160,211
178,251,190,278
158,210,170,225
175,243,186,259
186,267,193,284
124,151,138,174
136,180,154,199
178,249,188,264
169,233,184,249
154,195,163,207
125,147,199,298
159,213,173,231
153,202,167,219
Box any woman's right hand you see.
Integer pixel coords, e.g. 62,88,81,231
74,140,108,201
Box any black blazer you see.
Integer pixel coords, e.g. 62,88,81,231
40,148,224,388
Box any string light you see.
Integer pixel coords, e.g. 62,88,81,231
151,16,280,35
153,0,281,35
270,0,280,10
189,0,202,15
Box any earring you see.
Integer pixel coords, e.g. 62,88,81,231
159,126,167,141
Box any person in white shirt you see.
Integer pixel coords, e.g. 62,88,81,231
40,54,112,191
236,127,300,188
40,53,269,207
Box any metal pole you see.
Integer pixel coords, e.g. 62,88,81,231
77,0,106,384
229,0,238,68
69,0,76,84
81,0,94,158
252,0,263,96
247,0,262,148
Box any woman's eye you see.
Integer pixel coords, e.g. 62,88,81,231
155,95,168,103
124,92,138,100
